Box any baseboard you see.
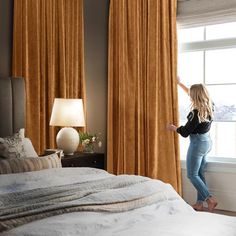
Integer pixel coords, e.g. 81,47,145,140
183,186,236,212
181,169,236,212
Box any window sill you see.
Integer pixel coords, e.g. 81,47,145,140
181,158,236,173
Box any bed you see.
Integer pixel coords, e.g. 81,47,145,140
0,77,236,236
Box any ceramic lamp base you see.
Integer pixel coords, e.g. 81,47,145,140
56,127,79,155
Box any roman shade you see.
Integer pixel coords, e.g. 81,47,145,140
177,0,236,28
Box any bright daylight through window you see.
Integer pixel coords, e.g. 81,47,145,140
178,22,236,160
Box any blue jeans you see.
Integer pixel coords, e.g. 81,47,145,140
186,132,212,202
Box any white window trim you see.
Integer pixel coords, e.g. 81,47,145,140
179,37,236,52
181,158,236,174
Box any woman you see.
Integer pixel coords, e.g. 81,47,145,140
167,77,218,212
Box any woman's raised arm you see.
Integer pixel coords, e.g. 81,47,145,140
177,76,189,95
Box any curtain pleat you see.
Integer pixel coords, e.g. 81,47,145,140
108,0,181,193
12,0,85,154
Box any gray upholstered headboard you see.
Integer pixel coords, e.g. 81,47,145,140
0,77,25,137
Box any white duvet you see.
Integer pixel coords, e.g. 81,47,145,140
0,168,235,236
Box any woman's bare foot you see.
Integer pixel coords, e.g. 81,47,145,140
192,202,204,211
206,196,218,212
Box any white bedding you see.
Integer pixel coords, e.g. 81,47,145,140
0,168,236,236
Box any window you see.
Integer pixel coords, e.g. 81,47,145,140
178,22,236,160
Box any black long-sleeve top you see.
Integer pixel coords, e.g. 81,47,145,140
176,109,212,138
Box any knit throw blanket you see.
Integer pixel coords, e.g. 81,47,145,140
0,174,178,232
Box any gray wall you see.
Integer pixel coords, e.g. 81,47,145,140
0,0,14,77
84,0,109,153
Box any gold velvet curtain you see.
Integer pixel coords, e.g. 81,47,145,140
108,0,181,193
12,0,85,154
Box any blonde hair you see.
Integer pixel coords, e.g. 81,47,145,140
189,84,213,122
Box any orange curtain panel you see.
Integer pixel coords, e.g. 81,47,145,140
12,0,85,154
107,0,181,193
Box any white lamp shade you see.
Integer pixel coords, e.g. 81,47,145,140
50,98,85,127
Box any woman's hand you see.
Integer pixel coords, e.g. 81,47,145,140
177,75,181,84
167,124,177,132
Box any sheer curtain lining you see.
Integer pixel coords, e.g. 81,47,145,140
177,0,236,28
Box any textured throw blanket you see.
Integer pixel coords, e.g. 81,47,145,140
0,174,179,232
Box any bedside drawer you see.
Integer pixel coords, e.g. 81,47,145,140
61,153,105,170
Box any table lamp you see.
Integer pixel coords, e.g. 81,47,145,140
50,98,85,155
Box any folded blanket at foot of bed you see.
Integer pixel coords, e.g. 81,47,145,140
0,174,179,232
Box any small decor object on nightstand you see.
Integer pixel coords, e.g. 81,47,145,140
79,132,102,153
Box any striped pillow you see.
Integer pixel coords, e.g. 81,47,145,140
0,152,62,174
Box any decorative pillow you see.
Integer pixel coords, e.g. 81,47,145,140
23,138,38,157
0,152,62,174
19,128,25,139
0,132,26,159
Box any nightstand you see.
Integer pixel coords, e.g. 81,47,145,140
61,152,106,170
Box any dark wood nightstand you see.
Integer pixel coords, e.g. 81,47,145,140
61,152,106,170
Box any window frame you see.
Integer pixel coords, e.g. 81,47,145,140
178,26,236,163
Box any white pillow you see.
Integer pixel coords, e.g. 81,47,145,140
23,138,38,157
18,128,38,157
19,128,25,139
